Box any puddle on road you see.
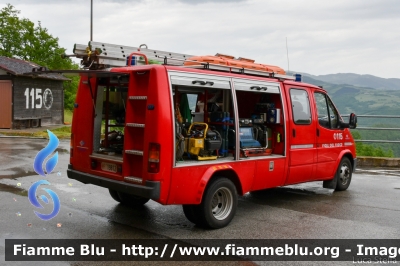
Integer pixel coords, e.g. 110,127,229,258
283,184,333,195
0,168,36,197
0,169,36,179
0,183,28,196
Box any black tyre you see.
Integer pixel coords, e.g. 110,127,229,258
335,157,352,191
199,178,238,229
117,192,150,207
108,189,121,202
182,205,203,225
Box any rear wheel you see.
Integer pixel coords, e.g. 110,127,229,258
108,189,121,202
335,157,352,191
117,192,150,207
199,178,238,229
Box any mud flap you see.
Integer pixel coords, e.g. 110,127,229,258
323,175,337,189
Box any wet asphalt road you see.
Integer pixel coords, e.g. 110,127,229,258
0,137,400,266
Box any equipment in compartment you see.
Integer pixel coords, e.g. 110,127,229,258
238,127,262,148
239,118,253,126
175,121,185,160
227,122,273,158
184,122,222,161
210,111,231,157
99,130,124,154
267,108,281,124
254,102,280,124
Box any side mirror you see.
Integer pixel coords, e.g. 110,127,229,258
339,113,357,129
349,113,357,129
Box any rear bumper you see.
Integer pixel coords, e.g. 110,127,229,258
67,164,160,200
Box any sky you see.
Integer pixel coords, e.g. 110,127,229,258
1,0,400,79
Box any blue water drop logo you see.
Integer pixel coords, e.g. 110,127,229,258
33,130,59,176
29,130,61,221
28,180,60,220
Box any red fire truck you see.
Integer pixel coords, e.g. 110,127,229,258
65,41,357,229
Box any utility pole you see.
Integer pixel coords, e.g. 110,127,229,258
90,0,93,41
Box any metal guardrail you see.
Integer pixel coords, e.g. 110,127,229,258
343,114,400,144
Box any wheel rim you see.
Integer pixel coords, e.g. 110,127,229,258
210,187,233,220
339,163,351,186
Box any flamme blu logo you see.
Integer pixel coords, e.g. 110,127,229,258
28,130,61,221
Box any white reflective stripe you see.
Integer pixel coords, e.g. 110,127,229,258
291,144,314,149
344,142,353,146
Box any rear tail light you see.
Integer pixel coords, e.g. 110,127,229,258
148,143,160,173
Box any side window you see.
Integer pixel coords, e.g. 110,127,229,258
186,94,198,113
290,89,311,125
327,98,338,128
314,92,339,129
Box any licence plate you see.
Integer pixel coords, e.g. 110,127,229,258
101,162,117,173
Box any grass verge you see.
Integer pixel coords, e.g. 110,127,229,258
0,109,72,139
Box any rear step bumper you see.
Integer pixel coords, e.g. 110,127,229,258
67,164,160,200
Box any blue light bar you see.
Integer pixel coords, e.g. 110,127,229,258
294,74,302,82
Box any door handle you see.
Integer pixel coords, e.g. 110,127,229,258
293,129,296,137
192,80,214,86
317,128,320,137
192,80,206,85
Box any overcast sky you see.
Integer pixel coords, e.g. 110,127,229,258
2,0,399,79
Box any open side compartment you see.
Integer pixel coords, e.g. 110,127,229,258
234,78,285,159
170,73,236,165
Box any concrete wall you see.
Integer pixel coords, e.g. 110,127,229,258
357,156,400,167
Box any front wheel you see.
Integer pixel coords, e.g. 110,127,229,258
335,157,352,191
199,178,238,229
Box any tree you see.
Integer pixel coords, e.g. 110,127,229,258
351,131,394,158
1,4,79,109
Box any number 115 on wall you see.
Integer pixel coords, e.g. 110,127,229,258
24,88,53,110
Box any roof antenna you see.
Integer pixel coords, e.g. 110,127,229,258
286,37,290,74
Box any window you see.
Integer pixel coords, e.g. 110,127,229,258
186,94,198,113
290,89,311,125
314,92,339,129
